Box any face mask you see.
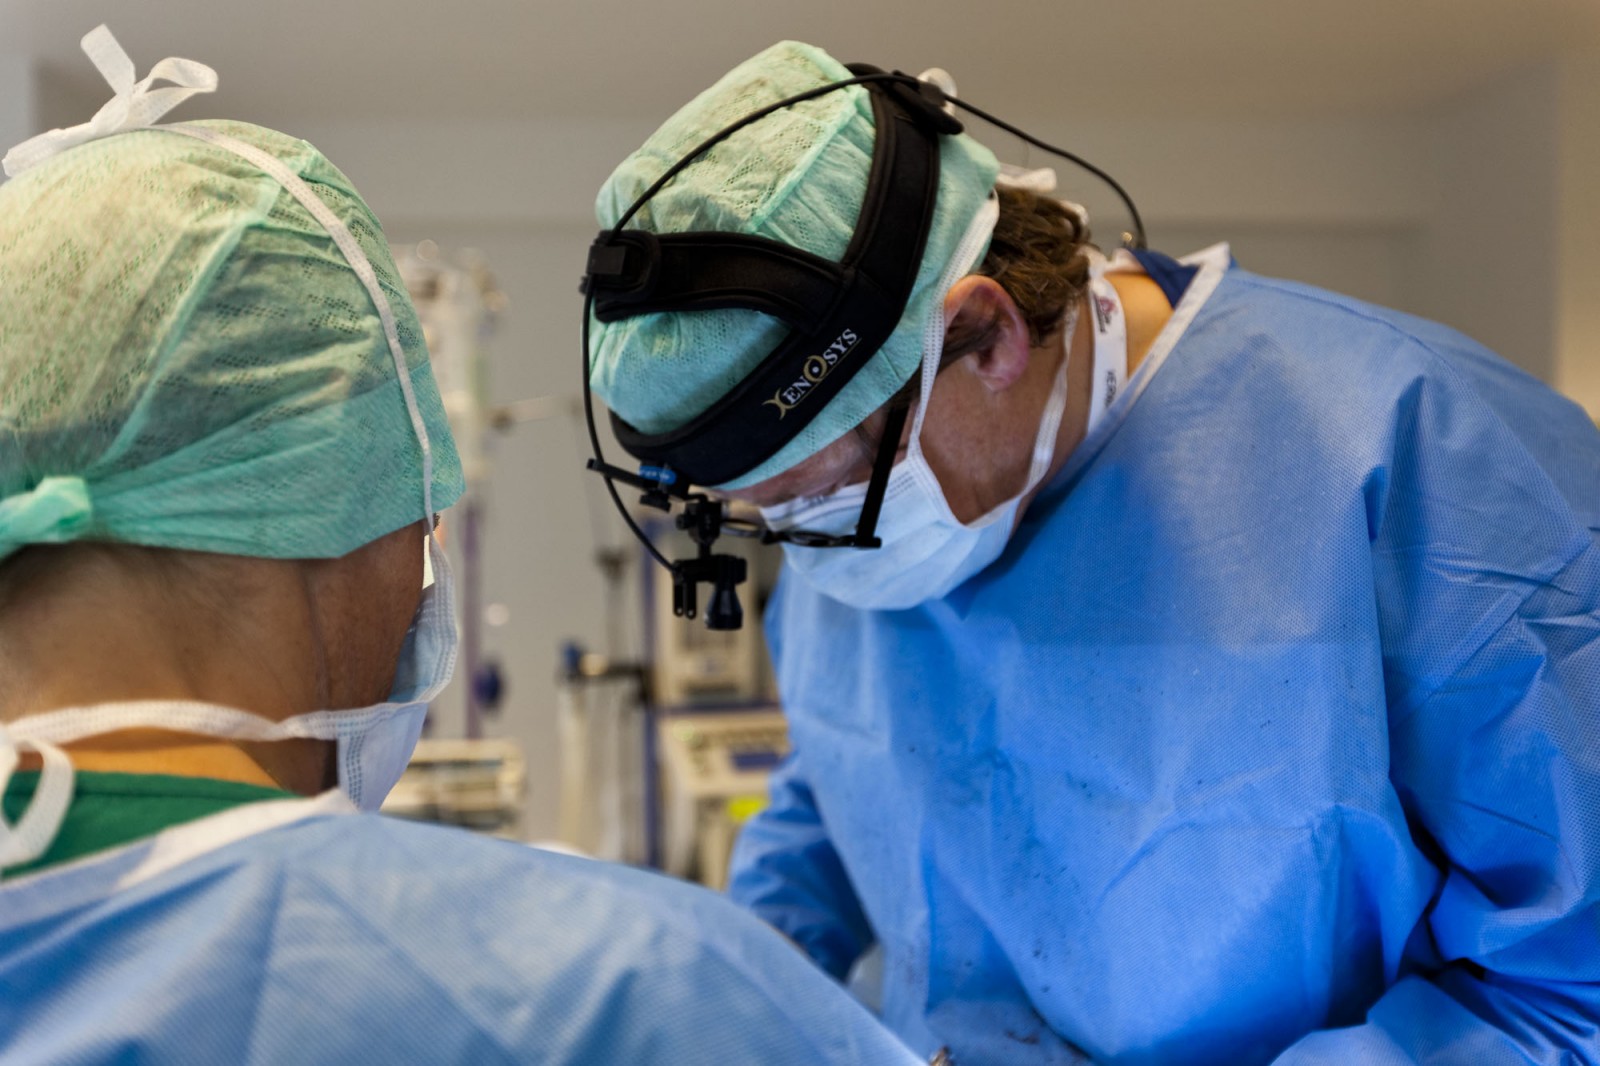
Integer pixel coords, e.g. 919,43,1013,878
763,321,1072,611
344,535,456,805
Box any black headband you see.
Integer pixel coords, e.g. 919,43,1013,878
584,66,958,487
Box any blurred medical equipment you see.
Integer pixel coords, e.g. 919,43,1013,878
396,242,507,741
395,243,574,841
557,647,649,864
656,710,788,889
644,519,785,886
382,738,528,837
555,519,784,882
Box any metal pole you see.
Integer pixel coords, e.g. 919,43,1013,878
462,494,483,740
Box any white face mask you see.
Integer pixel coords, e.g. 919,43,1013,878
0,110,456,869
763,322,1071,612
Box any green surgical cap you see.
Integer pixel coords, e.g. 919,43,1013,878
0,120,464,563
589,40,1000,489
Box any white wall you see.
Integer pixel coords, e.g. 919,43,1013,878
288,118,657,228
1557,49,1600,416
1412,63,1563,382
1007,114,1429,231
0,55,34,178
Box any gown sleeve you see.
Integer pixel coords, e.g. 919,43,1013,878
1275,351,1600,1063
727,748,877,981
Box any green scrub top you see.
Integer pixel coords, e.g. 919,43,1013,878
2,771,296,879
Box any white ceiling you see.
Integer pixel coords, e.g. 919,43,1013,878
2,0,1597,127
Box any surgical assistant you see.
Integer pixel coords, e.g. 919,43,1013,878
585,40,1600,1065
0,28,922,1066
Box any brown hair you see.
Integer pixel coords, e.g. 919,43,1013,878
886,185,1094,410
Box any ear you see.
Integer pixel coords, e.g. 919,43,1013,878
941,274,1031,394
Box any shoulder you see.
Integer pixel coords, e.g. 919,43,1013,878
248,811,774,943
1200,268,1485,373
230,814,917,1064
1183,268,1598,479
1199,267,1576,413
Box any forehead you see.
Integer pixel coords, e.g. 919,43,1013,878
719,425,868,507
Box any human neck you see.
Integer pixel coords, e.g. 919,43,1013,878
0,547,334,793
52,731,290,790
1018,272,1174,518
1110,271,1174,378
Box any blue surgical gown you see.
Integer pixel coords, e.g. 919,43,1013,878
0,807,921,1064
729,258,1600,1064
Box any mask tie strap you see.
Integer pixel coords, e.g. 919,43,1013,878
0,724,77,872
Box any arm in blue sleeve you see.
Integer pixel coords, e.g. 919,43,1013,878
1276,363,1600,1064
1273,582,1600,1066
726,748,875,981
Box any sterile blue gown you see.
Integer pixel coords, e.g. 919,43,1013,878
0,804,921,1064
729,252,1600,1065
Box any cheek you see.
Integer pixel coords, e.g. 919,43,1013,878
914,383,992,520
921,373,967,431
806,434,883,494
388,579,424,645
354,567,422,702
363,530,428,691
383,546,427,647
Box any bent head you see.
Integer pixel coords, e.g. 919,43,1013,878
0,120,463,725
587,42,1099,610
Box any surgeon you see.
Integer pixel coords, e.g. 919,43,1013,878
0,28,925,1066
585,40,1600,1066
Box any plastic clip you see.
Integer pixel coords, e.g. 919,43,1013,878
581,231,661,302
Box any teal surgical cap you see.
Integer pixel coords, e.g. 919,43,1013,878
589,40,1000,489
0,119,464,563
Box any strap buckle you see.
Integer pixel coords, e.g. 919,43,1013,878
581,231,661,302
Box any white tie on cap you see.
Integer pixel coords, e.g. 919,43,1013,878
995,162,1059,195
2,25,218,179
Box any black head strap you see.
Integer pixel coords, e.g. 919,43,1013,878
584,68,956,487
590,232,845,336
